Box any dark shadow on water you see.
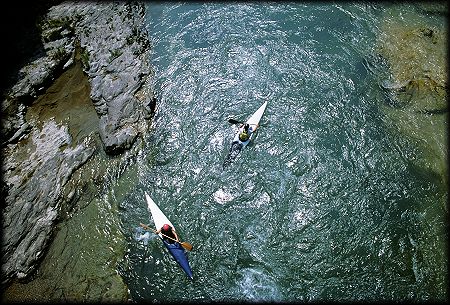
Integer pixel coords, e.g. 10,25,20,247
223,142,243,169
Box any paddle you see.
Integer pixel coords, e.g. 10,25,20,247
139,223,193,251
227,118,259,127
228,118,244,125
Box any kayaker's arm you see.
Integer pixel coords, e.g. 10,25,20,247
172,229,180,242
140,224,165,238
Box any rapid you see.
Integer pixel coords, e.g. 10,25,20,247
111,3,447,302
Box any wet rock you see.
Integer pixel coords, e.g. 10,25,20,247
1,1,153,295
2,1,153,153
1,120,95,282
0,0,63,94
1,17,74,146
45,1,153,154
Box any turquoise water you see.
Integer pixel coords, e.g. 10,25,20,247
116,3,447,302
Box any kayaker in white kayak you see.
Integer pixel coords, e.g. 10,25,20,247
238,123,259,142
155,224,180,244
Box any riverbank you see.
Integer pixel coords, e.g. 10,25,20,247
1,1,154,301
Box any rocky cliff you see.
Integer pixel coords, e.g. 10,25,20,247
1,1,155,300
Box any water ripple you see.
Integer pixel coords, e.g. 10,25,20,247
112,2,450,302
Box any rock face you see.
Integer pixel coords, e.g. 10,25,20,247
1,0,154,289
44,2,155,154
3,1,155,153
2,120,95,281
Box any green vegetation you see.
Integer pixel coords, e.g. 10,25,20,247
109,49,122,62
38,16,73,43
80,48,90,70
50,46,68,61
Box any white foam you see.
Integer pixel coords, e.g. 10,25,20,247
213,188,234,204
238,267,282,301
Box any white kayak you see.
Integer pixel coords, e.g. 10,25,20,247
232,100,268,147
223,101,268,168
144,192,193,279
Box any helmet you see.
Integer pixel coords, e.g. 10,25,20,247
162,224,170,231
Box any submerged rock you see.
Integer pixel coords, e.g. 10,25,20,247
375,4,448,198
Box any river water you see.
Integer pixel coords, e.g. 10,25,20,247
113,2,447,302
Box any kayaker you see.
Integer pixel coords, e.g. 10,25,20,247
156,223,180,244
239,123,251,142
239,123,259,142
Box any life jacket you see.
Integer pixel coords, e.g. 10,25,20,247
239,130,249,142
161,226,176,243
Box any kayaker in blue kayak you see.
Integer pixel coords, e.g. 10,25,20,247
155,223,179,244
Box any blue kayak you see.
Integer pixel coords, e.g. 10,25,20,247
162,240,193,279
145,192,193,279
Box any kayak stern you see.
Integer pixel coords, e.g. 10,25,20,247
162,239,194,280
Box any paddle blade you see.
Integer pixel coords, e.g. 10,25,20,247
139,223,151,231
228,118,243,125
181,242,193,251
